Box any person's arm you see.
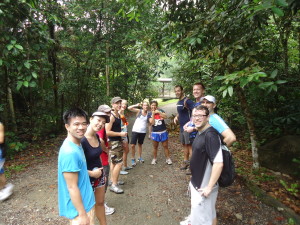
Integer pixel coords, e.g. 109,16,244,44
0,123,4,144
200,162,223,197
128,103,141,113
173,113,179,124
157,109,167,119
221,128,236,147
99,138,109,154
148,112,155,126
87,168,103,179
63,172,90,225
105,114,127,137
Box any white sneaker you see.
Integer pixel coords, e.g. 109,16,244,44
0,183,14,201
151,159,157,165
180,215,191,225
5,183,14,193
120,170,129,175
166,158,172,165
105,203,115,215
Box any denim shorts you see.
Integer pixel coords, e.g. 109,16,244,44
151,131,168,142
0,147,5,174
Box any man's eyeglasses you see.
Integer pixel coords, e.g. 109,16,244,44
192,114,208,119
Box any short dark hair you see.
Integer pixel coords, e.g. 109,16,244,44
193,105,209,116
174,85,183,91
63,107,88,125
193,82,205,90
150,100,158,106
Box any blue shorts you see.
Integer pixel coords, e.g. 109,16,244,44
0,147,5,174
151,131,168,142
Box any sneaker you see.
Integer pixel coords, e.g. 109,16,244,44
109,184,124,194
120,170,129,175
166,158,172,165
138,157,144,163
151,158,157,165
105,203,115,215
185,169,192,175
5,183,14,193
180,215,191,225
180,161,189,170
0,184,14,201
131,159,137,167
124,166,132,171
108,180,125,186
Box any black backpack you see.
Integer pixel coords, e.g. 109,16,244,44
218,144,235,187
206,132,235,187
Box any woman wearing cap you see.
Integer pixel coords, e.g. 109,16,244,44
201,95,236,147
81,111,109,225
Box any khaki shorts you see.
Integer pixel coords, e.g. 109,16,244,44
109,140,123,164
70,207,95,225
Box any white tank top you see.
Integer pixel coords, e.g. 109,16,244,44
132,110,148,133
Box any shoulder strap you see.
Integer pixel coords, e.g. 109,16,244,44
136,109,142,118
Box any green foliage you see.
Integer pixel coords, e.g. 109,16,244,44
5,132,28,158
280,180,299,196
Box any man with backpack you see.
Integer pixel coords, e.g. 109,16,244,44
173,85,194,172
182,105,224,225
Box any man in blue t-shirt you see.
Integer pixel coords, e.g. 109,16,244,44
202,95,236,147
58,107,95,224
173,85,194,171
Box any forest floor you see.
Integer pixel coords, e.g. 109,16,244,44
0,102,298,225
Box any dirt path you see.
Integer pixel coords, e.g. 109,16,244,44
0,102,288,225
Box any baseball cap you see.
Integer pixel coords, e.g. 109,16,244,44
203,95,216,104
111,97,122,104
92,111,110,123
97,104,111,113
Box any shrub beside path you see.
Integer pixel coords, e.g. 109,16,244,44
0,102,288,225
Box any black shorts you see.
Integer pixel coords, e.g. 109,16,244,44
130,132,146,145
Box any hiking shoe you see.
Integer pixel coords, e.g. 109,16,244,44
108,180,125,186
109,184,124,194
124,166,132,171
180,215,191,225
185,169,192,175
180,161,189,170
138,157,144,163
120,170,129,175
151,159,157,165
131,159,137,167
166,158,172,165
105,203,115,215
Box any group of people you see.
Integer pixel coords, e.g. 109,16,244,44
58,96,174,225
173,83,236,225
1,82,236,225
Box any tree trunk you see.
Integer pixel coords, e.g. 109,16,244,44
5,71,17,132
105,41,110,96
47,3,59,130
236,87,259,169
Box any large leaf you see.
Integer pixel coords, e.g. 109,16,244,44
271,7,284,16
24,61,31,69
228,86,233,96
276,0,288,7
270,69,278,78
15,44,23,50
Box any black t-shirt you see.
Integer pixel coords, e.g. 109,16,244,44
190,127,221,189
81,134,103,182
108,113,122,141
